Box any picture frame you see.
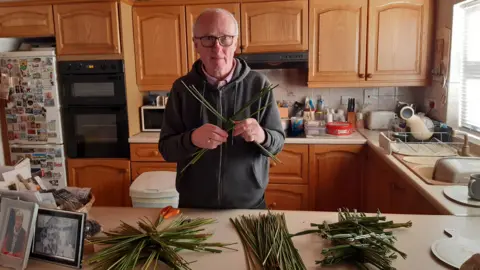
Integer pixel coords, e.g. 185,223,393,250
29,208,86,269
0,197,39,270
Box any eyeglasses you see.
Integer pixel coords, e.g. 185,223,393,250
194,35,236,48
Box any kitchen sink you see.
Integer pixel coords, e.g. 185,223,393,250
397,156,480,185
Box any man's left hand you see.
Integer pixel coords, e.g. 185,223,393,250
233,118,265,144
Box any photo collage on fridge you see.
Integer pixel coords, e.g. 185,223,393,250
1,50,66,189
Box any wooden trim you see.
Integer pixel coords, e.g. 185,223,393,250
0,0,302,8
0,0,117,7
0,100,10,165
126,0,304,6
57,54,123,61
139,84,172,91
307,79,430,88
120,1,144,137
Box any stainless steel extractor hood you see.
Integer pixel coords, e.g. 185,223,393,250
236,51,308,69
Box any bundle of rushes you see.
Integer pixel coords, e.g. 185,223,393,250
180,81,281,175
230,211,306,270
291,208,412,270
86,206,237,270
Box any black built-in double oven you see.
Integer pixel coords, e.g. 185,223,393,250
59,60,129,158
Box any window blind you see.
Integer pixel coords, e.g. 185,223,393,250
453,0,480,132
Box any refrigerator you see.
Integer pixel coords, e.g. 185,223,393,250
0,49,67,189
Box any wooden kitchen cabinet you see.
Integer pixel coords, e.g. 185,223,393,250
133,5,187,91
130,143,177,180
367,0,432,85
266,144,309,210
130,143,166,162
309,144,365,211
265,184,309,210
53,2,121,55
186,3,241,68
269,144,308,185
67,158,131,207
363,146,440,215
240,0,308,53
308,0,433,87
0,5,54,37
308,0,368,85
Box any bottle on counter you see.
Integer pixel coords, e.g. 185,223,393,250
356,112,364,129
326,108,333,123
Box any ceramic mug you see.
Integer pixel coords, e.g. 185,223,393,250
468,174,480,201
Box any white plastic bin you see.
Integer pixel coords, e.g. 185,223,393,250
130,171,179,208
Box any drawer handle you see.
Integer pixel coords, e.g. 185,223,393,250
152,150,159,156
268,202,277,209
358,73,365,78
270,161,277,168
367,73,373,78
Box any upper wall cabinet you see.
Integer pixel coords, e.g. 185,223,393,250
308,0,433,88
133,5,187,91
0,5,55,38
367,0,432,85
53,2,121,55
241,0,308,53
186,3,241,69
308,0,368,86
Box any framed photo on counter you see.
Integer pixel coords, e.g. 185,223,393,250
0,198,38,270
30,208,86,269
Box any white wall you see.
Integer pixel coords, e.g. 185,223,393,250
257,69,424,114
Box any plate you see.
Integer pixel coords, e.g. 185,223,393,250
443,186,480,207
431,228,480,269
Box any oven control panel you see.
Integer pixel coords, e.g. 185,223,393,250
58,60,124,74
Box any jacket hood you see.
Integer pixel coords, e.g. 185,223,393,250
188,57,251,90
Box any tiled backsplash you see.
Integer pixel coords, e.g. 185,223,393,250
256,69,425,114
150,68,425,114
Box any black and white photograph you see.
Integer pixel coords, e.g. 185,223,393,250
30,209,86,268
0,198,38,270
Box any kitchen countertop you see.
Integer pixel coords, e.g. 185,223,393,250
128,130,367,144
128,129,480,217
17,207,480,269
357,129,480,217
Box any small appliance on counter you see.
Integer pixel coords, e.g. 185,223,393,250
365,111,397,130
141,105,164,132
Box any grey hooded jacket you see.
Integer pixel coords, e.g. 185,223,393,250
158,58,285,209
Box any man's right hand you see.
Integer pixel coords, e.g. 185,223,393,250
191,124,228,149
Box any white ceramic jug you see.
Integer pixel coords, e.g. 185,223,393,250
399,106,433,140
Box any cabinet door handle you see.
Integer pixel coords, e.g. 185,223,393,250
358,73,365,78
367,73,373,78
268,202,277,209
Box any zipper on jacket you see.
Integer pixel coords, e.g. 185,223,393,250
218,89,223,207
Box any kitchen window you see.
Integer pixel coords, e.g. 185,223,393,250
450,0,480,133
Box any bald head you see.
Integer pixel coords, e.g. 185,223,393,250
193,8,239,37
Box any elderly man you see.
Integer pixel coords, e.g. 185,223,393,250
2,209,27,258
159,8,285,209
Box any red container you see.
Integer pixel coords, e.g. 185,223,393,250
326,122,353,136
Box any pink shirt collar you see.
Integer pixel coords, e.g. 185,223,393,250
202,59,237,88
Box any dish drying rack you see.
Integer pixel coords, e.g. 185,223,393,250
378,131,464,157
